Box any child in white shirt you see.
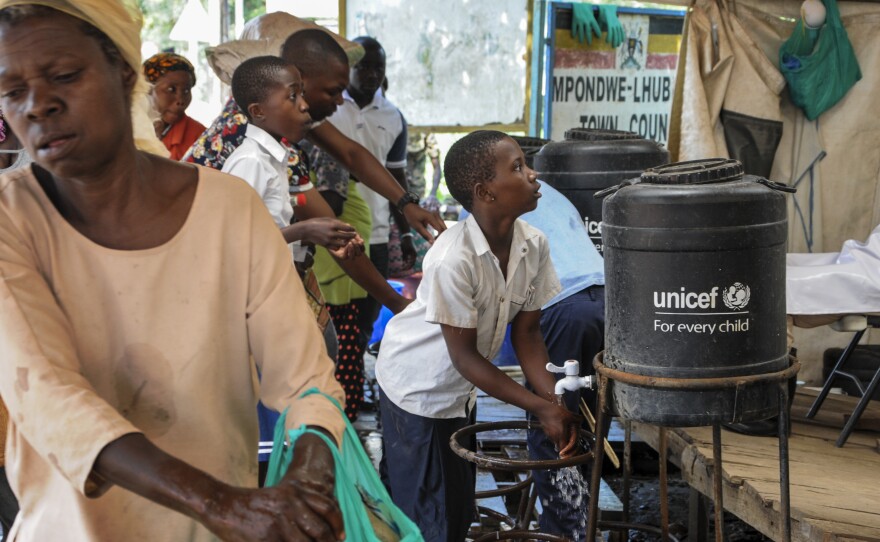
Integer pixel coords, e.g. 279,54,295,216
222,55,362,258
376,130,580,542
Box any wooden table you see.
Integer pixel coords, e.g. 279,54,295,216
632,388,880,542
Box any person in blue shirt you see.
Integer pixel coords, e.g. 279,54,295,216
522,180,604,539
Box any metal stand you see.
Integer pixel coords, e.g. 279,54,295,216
450,420,596,541
586,353,800,542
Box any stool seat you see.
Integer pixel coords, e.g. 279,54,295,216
806,314,880,446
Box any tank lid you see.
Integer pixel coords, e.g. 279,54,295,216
564,128,641,141
640,158,743,185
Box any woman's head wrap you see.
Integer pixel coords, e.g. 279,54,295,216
205,12,364,85
0,0,168,156
143,52,197,85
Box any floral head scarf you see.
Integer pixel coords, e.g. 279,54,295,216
143,52,196,85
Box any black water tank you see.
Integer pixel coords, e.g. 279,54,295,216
601,159,793,426
533,129,669,255
509,136,551,169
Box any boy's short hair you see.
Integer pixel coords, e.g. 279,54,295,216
280,29,349,78
444,130,508,211
231,55,289,121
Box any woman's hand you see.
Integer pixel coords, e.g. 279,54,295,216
202,482,342,541
201,433,344,542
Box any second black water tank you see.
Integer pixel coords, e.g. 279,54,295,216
533,129,669,255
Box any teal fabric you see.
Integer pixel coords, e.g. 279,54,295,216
779,0,862,120
265,388,424,542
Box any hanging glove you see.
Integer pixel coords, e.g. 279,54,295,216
598,5,625,48
571,3,601,45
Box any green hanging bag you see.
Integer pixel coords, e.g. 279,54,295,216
779,0,862,120
265,388,424,542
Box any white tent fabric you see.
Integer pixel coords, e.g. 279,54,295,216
669,0,880,253
668,0,880,380
787,224,880,315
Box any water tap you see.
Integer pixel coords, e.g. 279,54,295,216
546,359,594,399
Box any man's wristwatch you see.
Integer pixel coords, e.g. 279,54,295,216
395,191,420,213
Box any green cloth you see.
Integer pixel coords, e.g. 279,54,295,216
779,0,862,120
313,179,372,305
265,389,425,542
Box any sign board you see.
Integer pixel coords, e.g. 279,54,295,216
548,7,684,144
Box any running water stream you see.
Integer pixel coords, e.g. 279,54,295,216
549,465,590,541
548,393,591,541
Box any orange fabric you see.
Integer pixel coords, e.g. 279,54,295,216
162,115,206,161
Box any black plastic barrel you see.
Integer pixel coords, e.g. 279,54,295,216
533,129,669,255
601,159,793,426
509,136,551,169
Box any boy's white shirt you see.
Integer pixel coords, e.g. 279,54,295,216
376,214,561,419
221,123,294,230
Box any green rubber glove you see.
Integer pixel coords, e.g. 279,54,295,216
598,5,625,48
571,3,601,45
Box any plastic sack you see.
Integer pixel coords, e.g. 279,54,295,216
265,388,424,542
779,0,861,120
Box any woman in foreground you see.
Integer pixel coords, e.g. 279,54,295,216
0,1,345,540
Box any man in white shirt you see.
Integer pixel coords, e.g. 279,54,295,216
326,37,414,330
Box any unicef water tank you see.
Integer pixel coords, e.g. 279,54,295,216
600,159,794,426
533,129,668,255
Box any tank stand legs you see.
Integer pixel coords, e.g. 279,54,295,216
710,382,793,542
587,354,798,542
778,379,792,542
659,427,670,541
586,376,608,542
584,384,793,542
622,420,632,524
586,377,675,542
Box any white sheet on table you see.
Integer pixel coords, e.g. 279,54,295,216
787,225,880,315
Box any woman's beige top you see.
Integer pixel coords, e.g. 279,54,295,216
0,165,345,541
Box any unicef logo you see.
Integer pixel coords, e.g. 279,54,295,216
722,283,750,310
